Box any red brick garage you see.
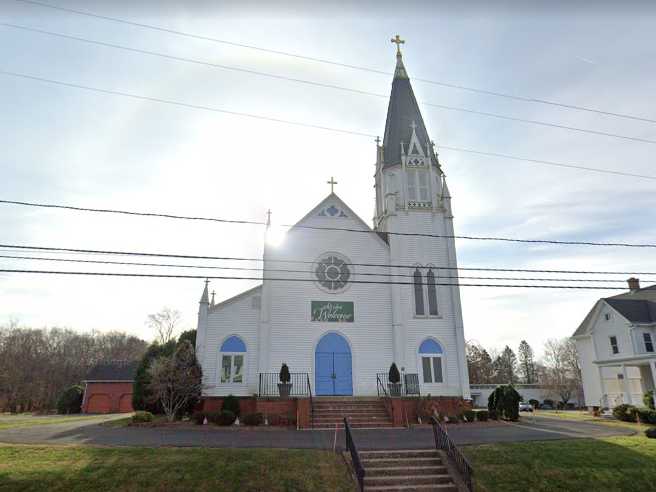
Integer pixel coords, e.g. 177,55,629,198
82,361,139,414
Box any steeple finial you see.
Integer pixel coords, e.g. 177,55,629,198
200,279,210,304
391,35,405,56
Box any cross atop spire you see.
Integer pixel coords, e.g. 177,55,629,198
391,35,405,56
327,176,338,193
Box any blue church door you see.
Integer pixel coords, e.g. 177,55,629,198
315,333,353,396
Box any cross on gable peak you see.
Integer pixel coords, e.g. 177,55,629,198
327,176,338,193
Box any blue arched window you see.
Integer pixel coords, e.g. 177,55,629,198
419,339,443,384
220,336,246,384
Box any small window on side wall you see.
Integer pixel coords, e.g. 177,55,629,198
609,336,619,355
644,333,654,353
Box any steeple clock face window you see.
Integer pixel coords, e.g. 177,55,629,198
407,169,429,203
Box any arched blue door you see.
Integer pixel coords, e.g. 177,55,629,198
315,333,353,396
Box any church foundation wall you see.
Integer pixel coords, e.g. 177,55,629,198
388,396,471,426
199,397,310,428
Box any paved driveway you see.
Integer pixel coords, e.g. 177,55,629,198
0,415,634,449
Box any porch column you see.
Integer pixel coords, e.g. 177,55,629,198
620,364,631,404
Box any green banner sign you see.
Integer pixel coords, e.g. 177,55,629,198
311,301,354,322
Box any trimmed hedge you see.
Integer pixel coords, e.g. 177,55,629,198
192,411,206,425
242,412,264,426
222,395,240,417
463,410,476,422
206,410,236,426
477,410,489,422
132,411,154,423
613,404,638,422
646,428,656,439
636,408,656,425
56,385,83,415
446,415,460,423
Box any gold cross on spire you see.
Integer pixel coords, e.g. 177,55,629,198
391,34,405,55
327,176,338,193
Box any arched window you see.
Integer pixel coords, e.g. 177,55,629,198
427,268,438,316
220,336,246,384
419,339,443,384
413,268,425,315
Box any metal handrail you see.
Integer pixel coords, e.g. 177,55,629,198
257,372,311,397
344,417,365,491
431,416,473,491
376,373,389,398
306,373,313,429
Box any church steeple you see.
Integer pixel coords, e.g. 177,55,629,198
382,37,438,170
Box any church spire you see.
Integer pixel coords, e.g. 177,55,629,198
382,37,438,169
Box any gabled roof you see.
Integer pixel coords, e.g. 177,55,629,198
572,284,656,337
382,52,438,169
606,298,656,323
85,360,139,382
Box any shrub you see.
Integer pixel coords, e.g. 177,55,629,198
133,340,176,413
543,399,554,408
488,385,520,421
528,399,539,409
637,409,656,425
222,395,241,417
446,415,459,423
645,428,656,439
204,411,222,425
644,390,655,410
388,363,400,384
192,411,206,425
477,410,489,422
612,404,637,422
463,410,476,422
218,410,236,426
279,363,291,383
243,412,264,426
56,385,83,414
132,411,154,423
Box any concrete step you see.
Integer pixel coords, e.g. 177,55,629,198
312,422,395,429
314,406,387,412
364,484,457,492
366,466,448,477
313,416,391,423
364,474,454,487
362,457,443,468
360,450,439,460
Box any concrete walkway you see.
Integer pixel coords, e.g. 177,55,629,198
0,415,633,449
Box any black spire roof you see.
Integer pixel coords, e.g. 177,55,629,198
382,51,438,169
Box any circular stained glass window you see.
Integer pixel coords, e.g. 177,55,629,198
315,254,351,291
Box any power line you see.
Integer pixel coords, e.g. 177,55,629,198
2,254,649,283
4,23,656,147
0,268,628,289
3,70,655,182
3,198,656,249
3,70,655,181
13,0,656,125
1,242,654,275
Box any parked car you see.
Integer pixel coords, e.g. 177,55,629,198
519,402,534,412
540,403,554,410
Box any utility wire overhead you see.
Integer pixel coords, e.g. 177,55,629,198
0,268,630,290
2,198,656,248
13,0,656,125
2,254,651,283
4,22,656,146
2,71,655,181
1,242,654,275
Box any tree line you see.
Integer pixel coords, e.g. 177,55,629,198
467,337,583,405
0,320,148,413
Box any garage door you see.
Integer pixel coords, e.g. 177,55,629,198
118,394,133,413
87,394,111,414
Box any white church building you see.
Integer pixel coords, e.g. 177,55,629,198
195,42,470,403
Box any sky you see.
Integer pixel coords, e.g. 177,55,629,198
1,0,655,358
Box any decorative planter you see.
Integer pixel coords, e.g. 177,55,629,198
388,382,402,397
278,382,293,399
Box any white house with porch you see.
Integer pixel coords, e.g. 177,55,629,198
573,278,656,410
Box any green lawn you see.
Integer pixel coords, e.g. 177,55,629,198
464,434,656,491
0,445,356,492
0,414,119,430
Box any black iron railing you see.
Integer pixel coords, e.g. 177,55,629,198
258,372,311,397
431,416,473,491
376,372,421,397
306,373,313,428
344,417,365,491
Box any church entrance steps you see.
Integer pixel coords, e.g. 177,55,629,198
359,449,457,491
311,397,394,429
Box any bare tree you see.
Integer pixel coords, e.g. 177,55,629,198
543,338,582,406
146,340,203,421
146,308,181,345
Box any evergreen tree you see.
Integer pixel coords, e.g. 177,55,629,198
493,346,517,383
518,340,536,384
